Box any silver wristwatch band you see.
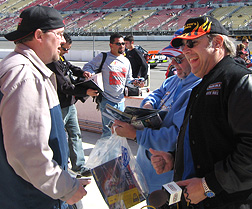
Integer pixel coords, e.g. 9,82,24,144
202,177,210,192
202,177,215,198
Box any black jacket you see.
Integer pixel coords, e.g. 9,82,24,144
47,56,88,108
126,48,148,79
174,56,252,208
233,56,247,66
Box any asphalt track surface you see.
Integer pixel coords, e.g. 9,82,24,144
0,39,248,92
0,40,170,91
0,40,170,51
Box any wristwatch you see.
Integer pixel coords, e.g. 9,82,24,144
202,177,215,198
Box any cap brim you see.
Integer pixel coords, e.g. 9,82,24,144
159,45,182,57
171,32,207,48
4,30,33,42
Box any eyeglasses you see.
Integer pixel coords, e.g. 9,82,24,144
114,42,125,46
61,46,71,51
181,36,205,50
46,31,64,39
172,56,186,64
181,39,198,50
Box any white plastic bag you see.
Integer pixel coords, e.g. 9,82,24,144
86,133,149,209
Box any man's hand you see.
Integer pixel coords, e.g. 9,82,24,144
83,71,92,78
149,148,174,174
86,89,99,97
66,178,91,205
112,120,136,139
142,102,153,109
132,80,145,88
176,178,206,204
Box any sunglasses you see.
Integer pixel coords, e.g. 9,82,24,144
114,42,125,46
181,39,198,50
172,56,186,64
181,36,205,50
61,46,71,51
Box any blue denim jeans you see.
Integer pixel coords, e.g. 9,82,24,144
53,201,73,209
99,97,125,138
61,104,86,172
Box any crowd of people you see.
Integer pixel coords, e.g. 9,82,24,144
1,5,252,209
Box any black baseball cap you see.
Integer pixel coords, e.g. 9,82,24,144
5,5,65,42
171,16,229,48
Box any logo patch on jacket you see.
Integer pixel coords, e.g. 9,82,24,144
206,82,222,95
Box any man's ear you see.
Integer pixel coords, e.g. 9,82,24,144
34,29,43,42
213,35,224,48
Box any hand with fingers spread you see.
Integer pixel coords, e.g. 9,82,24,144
149,148,174,174
176,178,206,205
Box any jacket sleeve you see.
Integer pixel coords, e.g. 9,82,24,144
126,61,134,84
1,65,79,201
67,59,85,78
136,49,148,80
82,53,103,74
207,74,252,194
136,91,190,152
49,62,88,97
140,77,171,108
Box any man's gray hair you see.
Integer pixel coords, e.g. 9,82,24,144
222,35,236,57
208,34,236,57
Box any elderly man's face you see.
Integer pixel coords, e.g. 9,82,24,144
181,35,217,78
171,54,191,79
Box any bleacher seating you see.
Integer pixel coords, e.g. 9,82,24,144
63,13,85,28
197,0,212,4
122,0,151,8
0,0,251,36
62,0,90,11
22,0,47,11
146,0,172,7
0,16,19,33
3,0,32,13
75,12,105,29
53,0,73,11
0,0,6,5
102,0,130,9
133,9,182,31
210,6,239,21
83,0,108,10
171,0,197,5
84,11,130,32
106,10,156,32
0,0,21,13
162,7,212,31
221,6,252,29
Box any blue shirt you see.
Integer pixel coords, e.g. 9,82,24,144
135,73,201,193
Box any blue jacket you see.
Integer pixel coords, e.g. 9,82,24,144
136,73,201,193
